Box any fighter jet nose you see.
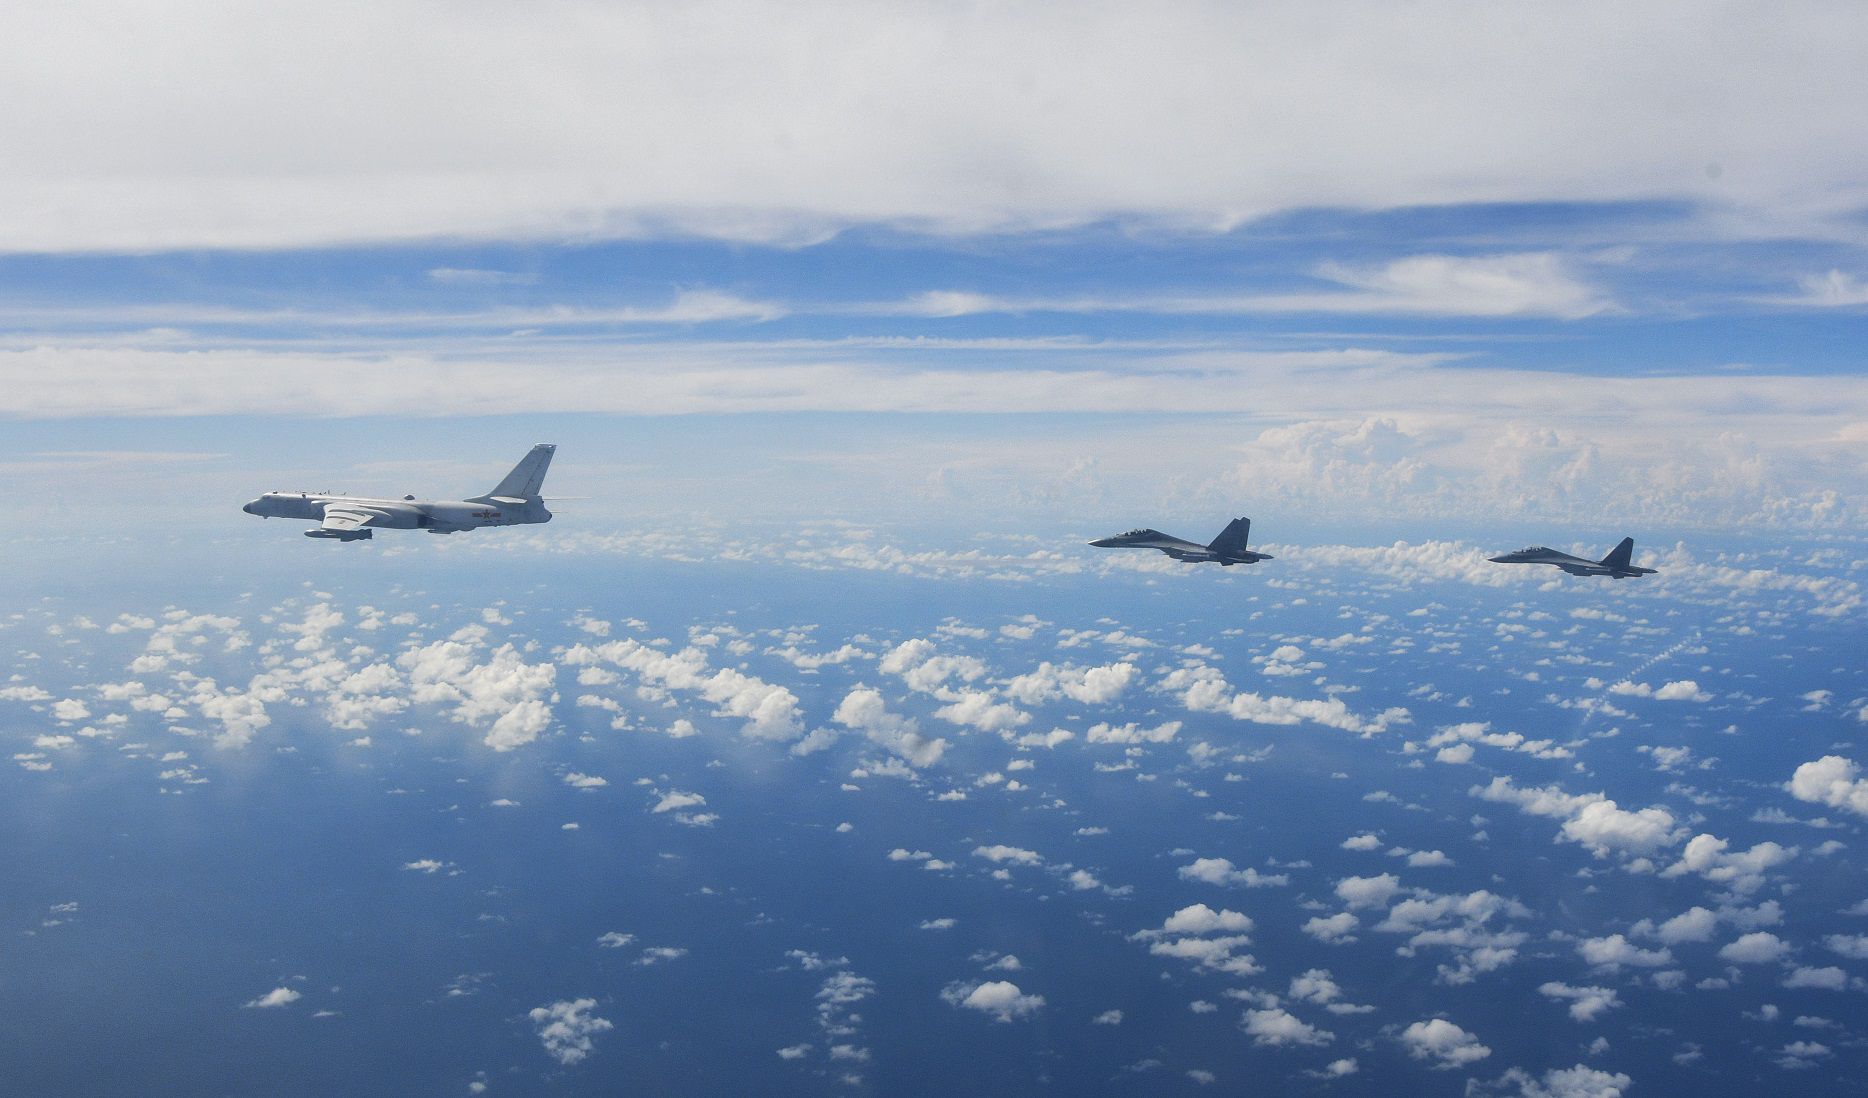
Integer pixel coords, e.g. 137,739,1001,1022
1088,538,1115,547
1487,555,1509,563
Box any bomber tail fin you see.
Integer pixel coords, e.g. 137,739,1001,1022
1599,537,1635,571
477,444,555,503
1208,517,1252,555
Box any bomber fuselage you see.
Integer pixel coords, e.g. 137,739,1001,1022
241,492,548,533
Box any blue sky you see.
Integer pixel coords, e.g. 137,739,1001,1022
1,1,1865,538
5,6,1868,1094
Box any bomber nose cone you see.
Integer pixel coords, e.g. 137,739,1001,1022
242,502,256,515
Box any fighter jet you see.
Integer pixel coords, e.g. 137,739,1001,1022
1488,537,1658,579
242,444,557,541
1089,518,1272,566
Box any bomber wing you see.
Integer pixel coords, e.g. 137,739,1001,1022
308,505,379,540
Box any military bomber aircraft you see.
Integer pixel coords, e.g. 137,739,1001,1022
243,444,557,542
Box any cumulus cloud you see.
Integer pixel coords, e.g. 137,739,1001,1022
1537,982,1622,1023
1786,756,1868,817
1003,661,1135,706
402,626,556,750
1608,679,1711,702
1472,776,1682,859
1242,1008,1333,1048
1475,1064,1633,1098
242,987,301,1009
833,686,947,767
1661,834,1796,892
1718,932,1792,965
651,790,705,814
1178,857,1288,888
1149,904,1254,937
1427,721,1571,762
940,980,1044,1022
565,638,800,741
1302,913,1360,944
1578,934,1673,970
1334,874,1402,909
1160,662,1408,736
1781,965,1848,990
1635,906,1718,944
1399,1018,1490,1068
529,998,613,1065
1085,720,1180,745
973,844,1041,866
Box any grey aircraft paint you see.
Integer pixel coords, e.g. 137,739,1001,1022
242,444,557,541
1487,536,1658,578
1088,517,1273,566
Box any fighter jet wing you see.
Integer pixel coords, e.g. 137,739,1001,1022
317,506,378,533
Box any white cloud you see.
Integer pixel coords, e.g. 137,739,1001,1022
1609,679,1710,702
1787,755,1868,817
6,3,1866,253
651,790,705,814
1399,1018,1490,1068
1481,1064,1633,1098
242,986,301,1009
941,980,1044,1022
562,772,608,789
1149,935,1256,971
1302,913,1359,944
1161,662,1408,736
1761,269,1868,308
529,998,613,1065
1639,906,1718,944
973,844,1041,866
566,638,800,741
1248,253,1612,319
1824,933,1868,960
1179,857,1288,888
1781,965,1848,990
1150,904,1254,937
1334,874,1402,909
1661,834,1796,892
1578,934,1673,970
1537,982,1622,1023
1242,1008,1333,1048
1003,660,1135,706
1718,932,1791,965
1288,969,1342,1006
1472,776,1682,859
832,686,946,767
1085,720,1181,745
401,627,556,751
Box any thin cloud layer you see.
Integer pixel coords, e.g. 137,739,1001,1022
3,2,1866,250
